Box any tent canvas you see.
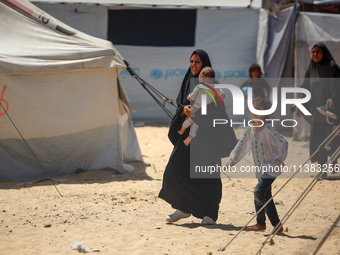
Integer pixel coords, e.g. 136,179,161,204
30,1,268,123
0,0,142,180
30,0,263,8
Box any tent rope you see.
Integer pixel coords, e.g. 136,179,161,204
219,125,340,252
0,102,63,197
123,60,176,119
312,214,340,255
256,173,322,255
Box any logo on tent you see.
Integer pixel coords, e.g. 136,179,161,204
150,69,163,79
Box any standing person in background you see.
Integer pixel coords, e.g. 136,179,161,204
159,49,237,225
296,42,340,176
240,64,271,100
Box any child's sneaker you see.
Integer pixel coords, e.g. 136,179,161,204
165,210,191,223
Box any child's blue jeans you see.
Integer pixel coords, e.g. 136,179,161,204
254,173,280,227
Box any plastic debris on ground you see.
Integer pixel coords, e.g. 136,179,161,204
69,241,100,253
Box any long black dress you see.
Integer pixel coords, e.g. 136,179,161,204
158,49,237,221
300,42,340,163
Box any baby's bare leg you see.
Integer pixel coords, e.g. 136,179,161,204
183,135,193,146
178,126,187,135
179,117,192,135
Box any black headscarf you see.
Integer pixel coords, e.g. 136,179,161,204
307,42,340,78
301,42,340,115
176,49,212,108
168,49,212,145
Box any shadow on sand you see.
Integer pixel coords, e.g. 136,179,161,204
0,161,155,190
170,222,317,241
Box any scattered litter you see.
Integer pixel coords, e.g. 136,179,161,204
134,122,145,127
301,142,309,148
153,226,162,229
275,200,284,206
329,223,340,227
17,182,33,186
70,241,100,253
36,178,47,183
246,212,255,215
123,163,134,173
17,178,64,186
76,168,85,174
147,163,152,167
148,143,152,146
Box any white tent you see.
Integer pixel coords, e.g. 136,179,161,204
29,0,267,123
0,0,142,180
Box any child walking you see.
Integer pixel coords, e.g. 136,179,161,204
226,97,288,232
178,66,225,146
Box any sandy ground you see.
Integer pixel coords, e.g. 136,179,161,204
0,125,339,255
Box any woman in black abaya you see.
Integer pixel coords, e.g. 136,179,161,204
297,42,340,174
158,49,237,225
